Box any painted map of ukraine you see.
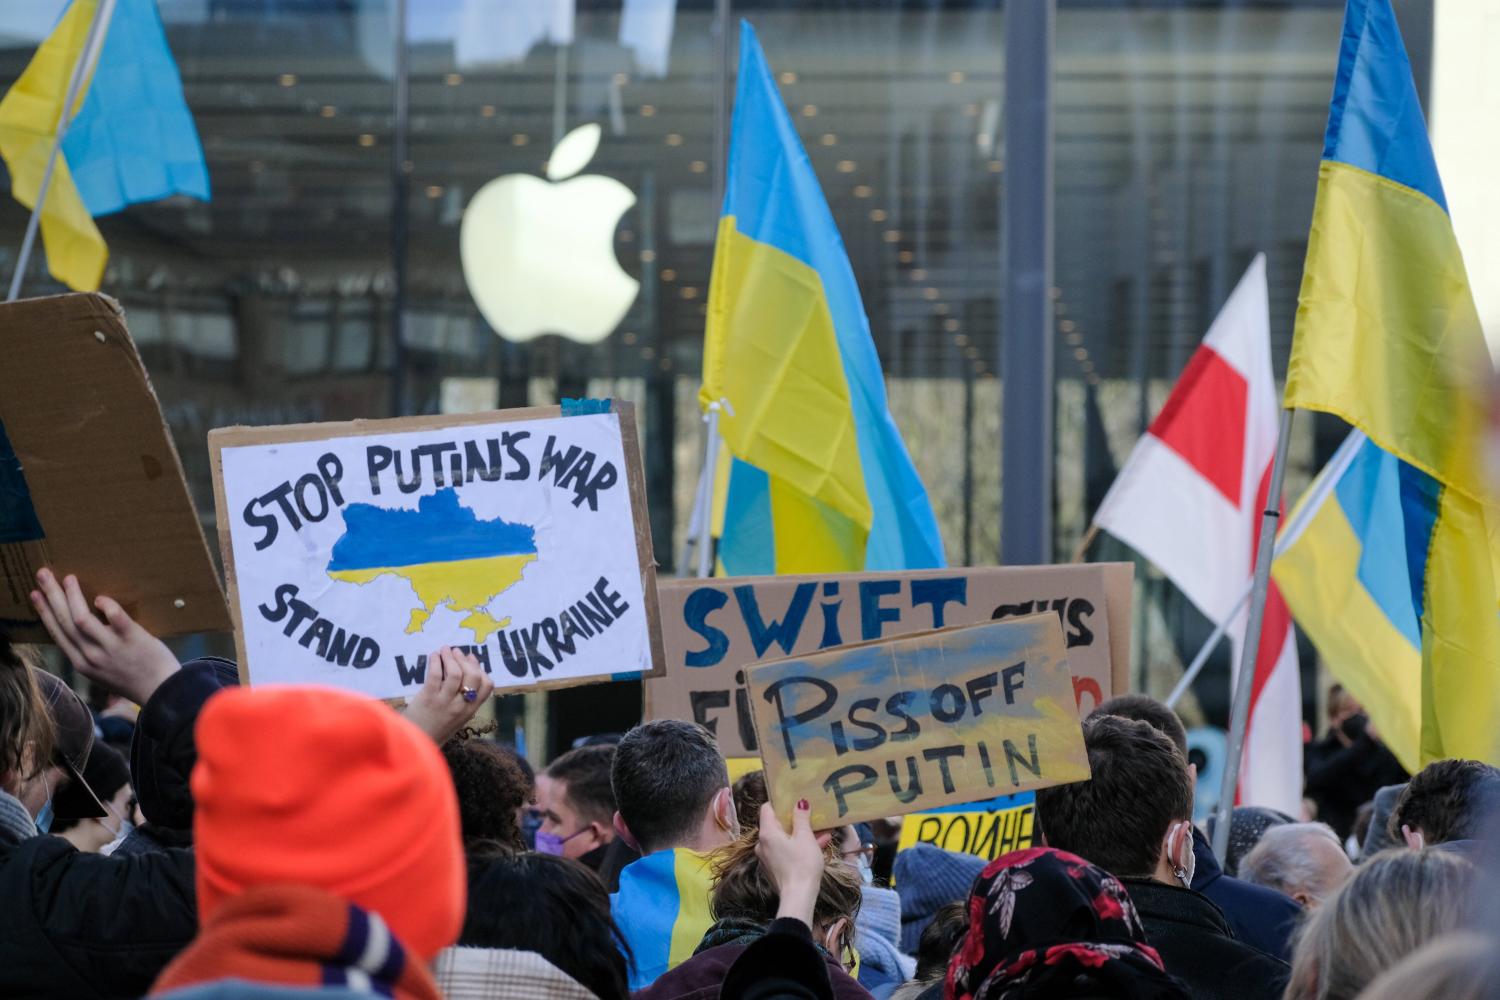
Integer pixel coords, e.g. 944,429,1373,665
326,488,537,642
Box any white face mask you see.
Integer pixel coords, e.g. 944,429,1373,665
855,855,874,886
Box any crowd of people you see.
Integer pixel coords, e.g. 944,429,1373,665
1,567,1498,999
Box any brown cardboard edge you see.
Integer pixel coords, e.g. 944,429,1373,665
613,402,667,682
1096,562,1135,695
206,401,665,692
5,294,232,641
207,432,251,686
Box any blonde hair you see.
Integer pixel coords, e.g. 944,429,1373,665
709,829,863,934
1356,933,1499,1000
1284,849,1472,1000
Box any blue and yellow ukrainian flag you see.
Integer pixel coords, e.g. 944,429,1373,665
610,847,717,990
1282,0,1500,765
0,0,209,291
701,21,944,575
1273,433,1421,772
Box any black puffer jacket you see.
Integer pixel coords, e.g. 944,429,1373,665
1120,878,1288,1000
0,663,230,998
0,829,195,998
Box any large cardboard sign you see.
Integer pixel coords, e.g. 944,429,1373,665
646,564,1132,757
0,294,230,641
747,614,1091,829
209,403,664,697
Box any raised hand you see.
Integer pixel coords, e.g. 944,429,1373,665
401,646,495,744
30,568,180,705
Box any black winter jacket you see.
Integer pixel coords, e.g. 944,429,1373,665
1120,878,1288,1000
0,832,195,998
0,664,215,998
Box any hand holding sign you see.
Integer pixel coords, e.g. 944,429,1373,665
402,646,495,744
748,613,1090,830
31,568,182,706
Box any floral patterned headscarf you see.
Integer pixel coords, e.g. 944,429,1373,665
944,847,1188,1000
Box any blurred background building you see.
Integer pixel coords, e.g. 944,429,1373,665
0,0,1466,756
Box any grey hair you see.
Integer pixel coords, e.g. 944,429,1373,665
1238,822,1344,903
1284,849,1472,1000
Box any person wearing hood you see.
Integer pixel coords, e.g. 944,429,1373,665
0,571,199,999
945,847,1189,1000
112,655,240,857
837,823,913,998
892,843,987,955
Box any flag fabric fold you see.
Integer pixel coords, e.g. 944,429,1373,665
1283,0,1500,765
1272,433,1422,773
1093,255,1302,816
0,0,209,293
702,21,943,574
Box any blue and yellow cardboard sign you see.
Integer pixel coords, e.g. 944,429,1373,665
747,613,1091,830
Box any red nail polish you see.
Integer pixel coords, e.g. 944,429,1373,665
797,799,809,810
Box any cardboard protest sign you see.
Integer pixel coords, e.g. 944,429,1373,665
897,793,1037,861
646,564,1132,757
747,613,1091,829
209,403,664,698
0,294,230,641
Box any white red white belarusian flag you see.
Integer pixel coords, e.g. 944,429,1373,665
1093,253,1301,816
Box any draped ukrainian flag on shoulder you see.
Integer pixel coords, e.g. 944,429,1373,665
701,22,944,575
1279,0,1500,765
0,0,209,292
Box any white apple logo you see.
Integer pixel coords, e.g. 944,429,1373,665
460,124,639,344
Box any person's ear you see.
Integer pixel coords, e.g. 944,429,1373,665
715,787,739,836
823,917,850,957
1292,890,1314,908
613,811,640,852
1402,824,1425,850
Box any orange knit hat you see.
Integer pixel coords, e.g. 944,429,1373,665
191,685,465,960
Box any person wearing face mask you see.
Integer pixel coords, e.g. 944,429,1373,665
535,744,619,867
51,741,134,854
1035,716,1289,1000
608,720,741,990
838,823,913,998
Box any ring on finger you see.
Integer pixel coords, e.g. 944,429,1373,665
461,687,478,702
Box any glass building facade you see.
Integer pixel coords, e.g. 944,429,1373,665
0,0,1436,754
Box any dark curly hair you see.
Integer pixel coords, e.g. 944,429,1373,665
441,738,533,850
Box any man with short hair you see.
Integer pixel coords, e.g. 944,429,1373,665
1239,822,1352,908
610,720,739,990
535,744,617,868
1389,758,1500,851
1089,694,1301,961
1036,716,1288,1000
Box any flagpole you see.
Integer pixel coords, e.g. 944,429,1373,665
1069,522,1100,564
1212,407,1294,861
7,0,117,302
695,402,724,578
1164,427,1365,708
